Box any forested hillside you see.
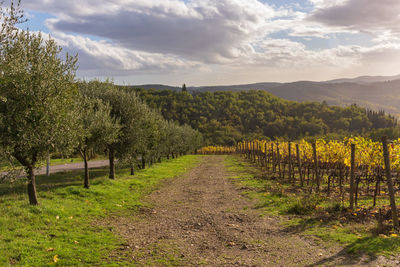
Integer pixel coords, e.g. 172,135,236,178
132,89,398,145
133,77,400,116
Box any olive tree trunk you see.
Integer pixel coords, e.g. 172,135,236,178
141,157,146,169
27,165,38,205
83,149,90,189
130,166,135,176
109,147,115,179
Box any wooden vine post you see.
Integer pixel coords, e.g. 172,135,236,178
349,143,355,211
248,141,251,159
271,143,275,173
296,144,303,187
277,144,282,179
251,141,254,161
381,136,399,229
288,142,293,184
312,143,320,192
256,143,259,166
247,141,250,160
255,142,258,164
252,141,256,162
264,143,268,171
249,141,252,160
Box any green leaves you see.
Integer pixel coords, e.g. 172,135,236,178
76,90,121,155
0,26,79,166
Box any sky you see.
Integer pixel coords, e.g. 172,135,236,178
9,0,400,86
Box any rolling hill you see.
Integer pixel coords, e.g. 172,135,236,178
131,75,400,116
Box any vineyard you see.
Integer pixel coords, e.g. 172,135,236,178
198,146,237,155
203,137,400,230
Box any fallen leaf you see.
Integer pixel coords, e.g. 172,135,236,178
227,242,236,246
53,255,59,263
46,248,55,252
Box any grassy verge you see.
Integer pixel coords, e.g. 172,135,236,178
224,155,400,257
0,155,201,266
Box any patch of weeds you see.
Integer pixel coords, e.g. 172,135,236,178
347,235,400,256
286,195,323,215
198,258,208,265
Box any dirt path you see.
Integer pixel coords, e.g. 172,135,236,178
34,160,109,175
107,156,397,266
0,160,109,178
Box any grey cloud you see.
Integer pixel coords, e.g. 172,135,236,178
24,0,276,63
309,0,400,34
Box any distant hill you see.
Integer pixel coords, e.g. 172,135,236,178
132,84,181,91
326,74,400,84
131,75,400,116
265,80,400,116
192,82,282,92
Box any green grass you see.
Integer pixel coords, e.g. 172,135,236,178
224,156,297,216
0,155,201,266
224,155,400,257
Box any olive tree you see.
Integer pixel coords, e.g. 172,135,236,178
76,91,121,188
163,121,181,159
137,109,163,169
85,81,149,179
0,24,80,204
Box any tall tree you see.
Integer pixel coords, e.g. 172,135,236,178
0,14,80,204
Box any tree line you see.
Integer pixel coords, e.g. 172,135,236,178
132,88,398,145
0,2,203,205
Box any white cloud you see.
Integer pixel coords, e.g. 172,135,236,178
50,32,202,77
309,0,348,9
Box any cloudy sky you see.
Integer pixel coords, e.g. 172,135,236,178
13,0,400,85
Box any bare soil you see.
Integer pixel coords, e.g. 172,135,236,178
105,156,399,266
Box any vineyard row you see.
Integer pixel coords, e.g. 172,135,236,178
199,137,400,229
